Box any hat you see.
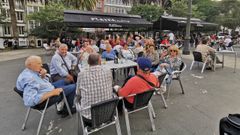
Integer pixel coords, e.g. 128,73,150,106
137,57,152,71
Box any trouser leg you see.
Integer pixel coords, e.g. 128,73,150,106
61,84,76,108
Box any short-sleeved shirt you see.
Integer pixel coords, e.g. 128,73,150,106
118,72,159,103
76,65,113,119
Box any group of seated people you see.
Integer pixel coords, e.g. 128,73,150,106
16,36,184,124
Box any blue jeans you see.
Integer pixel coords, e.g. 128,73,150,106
52,79,76,110
164,67,173,84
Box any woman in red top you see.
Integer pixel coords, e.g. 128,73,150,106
161,36,170,45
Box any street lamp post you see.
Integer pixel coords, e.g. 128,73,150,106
182,0,192,55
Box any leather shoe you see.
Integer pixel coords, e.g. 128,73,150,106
61,108,76,118
206,67,212,70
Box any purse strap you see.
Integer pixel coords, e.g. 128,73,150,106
59,53,71,73
136,74,156,88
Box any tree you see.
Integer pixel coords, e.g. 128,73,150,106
192,0,220,22
128,4,164,22
0,1,6,23
215,0,240,29
60,0,98,10
167,0,188,17
8,0,44,48
27,2,82,39
27,2,67,38
8,0,18,41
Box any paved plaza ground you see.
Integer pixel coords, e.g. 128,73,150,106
0,47,240,135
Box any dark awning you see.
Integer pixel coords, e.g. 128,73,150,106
64,10,152,29
153,15,218,31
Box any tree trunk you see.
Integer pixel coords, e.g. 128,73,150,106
8,0,18,46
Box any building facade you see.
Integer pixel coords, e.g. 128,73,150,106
0,0,44,48
93,0,132,14
103,0,131,14
0,0,133,48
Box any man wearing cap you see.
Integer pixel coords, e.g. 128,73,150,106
117,57,159,107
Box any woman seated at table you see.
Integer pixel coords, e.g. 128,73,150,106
133,41,144,57
120,43,135,60
101,44,116,61
154,45,182,87
79,45,94,66
144,44,159,71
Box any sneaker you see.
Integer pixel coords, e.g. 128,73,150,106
157,85,166,94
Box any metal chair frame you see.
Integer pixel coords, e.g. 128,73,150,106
76,97,122,135
122,90,156,135
190,51,210,73
166,62,186,99
155,73,168,108
14,87,72,135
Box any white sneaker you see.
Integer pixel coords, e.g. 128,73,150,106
155,85,167,95
113,85,121,93
57,100,64,111
160,85,167,93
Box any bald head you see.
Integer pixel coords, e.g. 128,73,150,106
88,53,100,66
25,55,42,72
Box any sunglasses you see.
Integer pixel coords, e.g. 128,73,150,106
170,50,177,52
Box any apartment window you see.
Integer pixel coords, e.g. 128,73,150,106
29,20,35,30
15,1,24,9
18,26,24,35
28,6,34,14
5,9,10,18
4,26,11,35
2,0,8,3
16,12,23,21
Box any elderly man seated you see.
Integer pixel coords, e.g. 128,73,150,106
50,44,77,83
76,53,113,125
16,56,76,118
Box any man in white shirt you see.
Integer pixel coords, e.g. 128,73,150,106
224,36,232,47
168,32,175,44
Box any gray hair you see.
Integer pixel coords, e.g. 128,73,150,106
25,55,41,68
88,53,100,66
58,43,68,49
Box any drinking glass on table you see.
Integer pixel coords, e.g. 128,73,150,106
102,58,106,65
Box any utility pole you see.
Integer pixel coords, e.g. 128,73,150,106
182,0,192,55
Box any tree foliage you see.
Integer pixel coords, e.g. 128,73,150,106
215,0,240,29
59,0,98,10
166,0,240,29
27,2,68,38
128,4,164,22
167,0,188,17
